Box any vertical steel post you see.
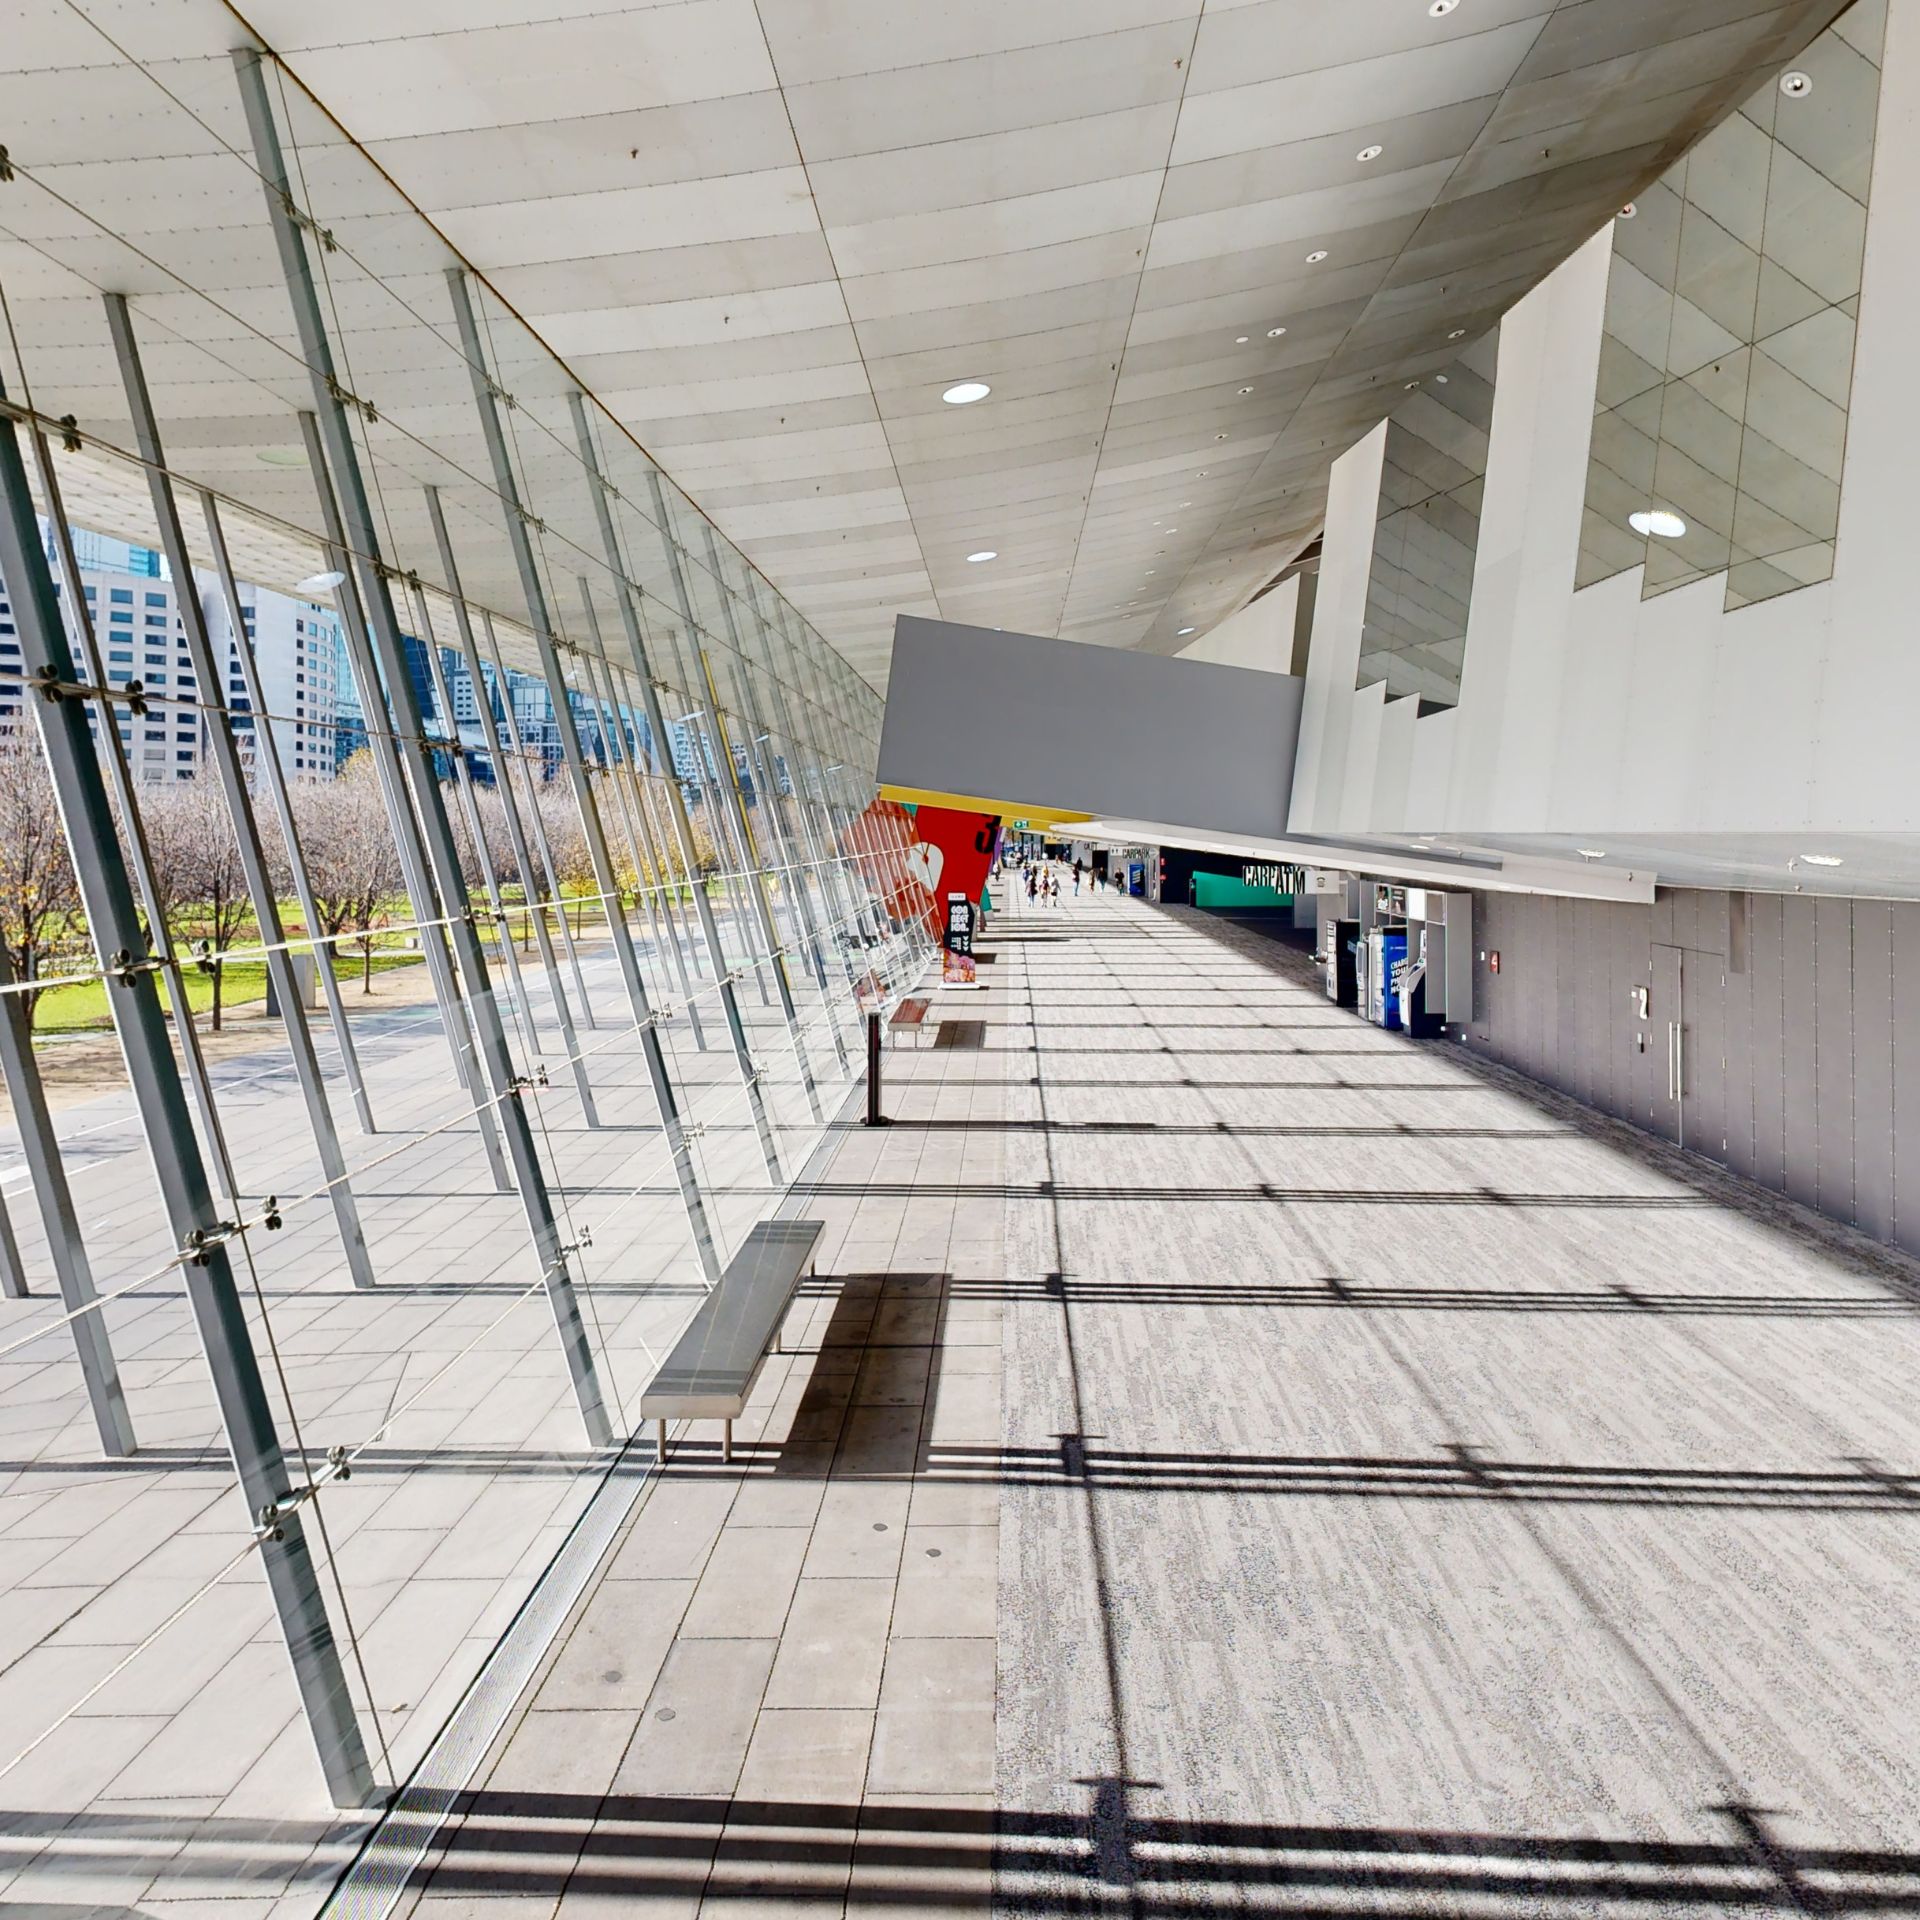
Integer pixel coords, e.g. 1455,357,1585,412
0,926,135,1451
481,613,599,1029
237,50,612,1438
410,581,540,1062
695,646,822,1122
295,415,481,1101
443,265,733,1267
27,439,239,1203
105,294,379,1292
422,491,601,1127
565,396,791,1177
572,587,705,1045
641,477,772,1007
0,1179,24,1301
739,577,865,1006
200,491,374,1135
0,371,375,1810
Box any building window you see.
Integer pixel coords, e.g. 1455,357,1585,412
144,592,166,607
109,588,132,605
110,609,132,625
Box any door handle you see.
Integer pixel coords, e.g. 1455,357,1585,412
1673,1020,1683,1101
1666,1020,1678,1101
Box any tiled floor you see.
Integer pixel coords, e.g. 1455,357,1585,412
0,888,889,1916
17,880,1920,1917
404,882,1920,1918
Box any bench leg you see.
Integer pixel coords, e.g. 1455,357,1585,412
723,1420,733,1466
656,1419,666,1467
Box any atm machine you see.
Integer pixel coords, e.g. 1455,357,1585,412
1320,915,1359,1006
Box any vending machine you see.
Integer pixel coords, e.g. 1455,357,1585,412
1365,927,1408,1030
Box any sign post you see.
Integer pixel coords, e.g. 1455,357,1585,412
942,892,980,989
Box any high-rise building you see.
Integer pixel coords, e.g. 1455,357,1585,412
0,533,342,781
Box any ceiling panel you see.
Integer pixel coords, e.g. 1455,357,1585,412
0,0,1854,692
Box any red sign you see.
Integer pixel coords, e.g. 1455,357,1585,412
903,805,999,938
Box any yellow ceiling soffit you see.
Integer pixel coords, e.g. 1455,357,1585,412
877,783,1090,826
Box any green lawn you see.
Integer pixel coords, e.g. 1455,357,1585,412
32,950,427,1035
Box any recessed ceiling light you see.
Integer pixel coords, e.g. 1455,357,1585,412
1356,144,1383,163
1179,500,1192,507
1215,432,1228,440
1236,335,1250,343
1197,470,1209,477
1802,852,1844,866
942,380,991,405
1780,69,1812,98
1404,380,1419,389
1618,202,1637,219
1305,249,1329,264
257,447,306,468
1146,569,1156,575
1238,386,1253,395
1447,328,1466,340
1577,848,1607,860
295,570,346,593
1267,326,1287,338
1166,527,1177,533
1628,508,1686,538
1429,0,1457,14
966,549,997,563
1177,626,1196,636
1434,373,1449,384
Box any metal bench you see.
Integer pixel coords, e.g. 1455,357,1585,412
889,995,933,1045
640,1218,824,1465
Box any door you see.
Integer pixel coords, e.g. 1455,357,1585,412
1651,944,1724,1152
1650,944,1683,1143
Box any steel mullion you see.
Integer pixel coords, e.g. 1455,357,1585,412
423,489,601,1127
443,264,730,1274
0,370,376,1811
200,490,375,1136
565,391,791,1191
237,50,612,1439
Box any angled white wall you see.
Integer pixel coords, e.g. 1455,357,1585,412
1288,0,1920,843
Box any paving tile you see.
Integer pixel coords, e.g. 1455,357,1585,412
678,1529,808,1640
763,1579,896,1711
889,1527,997,1640
537,1579,694,1711
868,1639,994,1796
614,1639,776,1796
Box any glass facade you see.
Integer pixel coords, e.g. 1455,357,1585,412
0,31,932,1866
1578,3,1886,607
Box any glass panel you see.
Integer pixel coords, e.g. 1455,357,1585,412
1577,4,1886,611
1358,326,1498,709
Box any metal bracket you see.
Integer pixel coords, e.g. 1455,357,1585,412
323,372,377,425
31,670,148,715
104,947,163,987
0,147,12,185
182,1219,244,1265
56,414,80,453
484,376,517,412
278,191,337,252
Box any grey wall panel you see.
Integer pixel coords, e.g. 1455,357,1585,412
1440,882,1900,1258
878,615,1303,839
1813,898,1856,1225
1623,907,1658,1129
1853,902,1894,1242
1579,898,1609,1111
1780,897,1820,1210
1749,892,1786,1195
1893,904,1920,1257
1686,946,1726,1160
1722,923,1756,1182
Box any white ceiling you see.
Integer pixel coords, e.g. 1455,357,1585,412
0,0,1852,692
